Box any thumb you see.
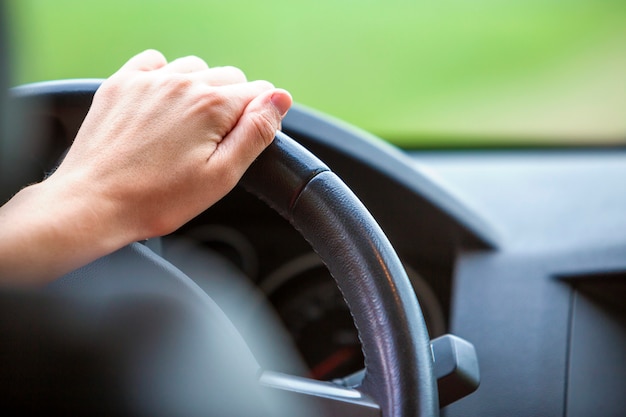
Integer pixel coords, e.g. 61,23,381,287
212,89,292,177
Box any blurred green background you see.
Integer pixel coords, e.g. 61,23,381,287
6,0,626,147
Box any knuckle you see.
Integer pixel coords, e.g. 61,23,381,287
143,49,167,63
182,55,208,68
249,110,278,147
184,54,204,62
251,79,275,91
197,88,229,113
221,66,247,82
162,73,193,92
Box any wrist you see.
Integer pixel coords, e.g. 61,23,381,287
35,174,140,249
0,177,138,285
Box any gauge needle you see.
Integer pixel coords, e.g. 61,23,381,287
309,346,357,380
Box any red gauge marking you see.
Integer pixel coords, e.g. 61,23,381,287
309,346,357,380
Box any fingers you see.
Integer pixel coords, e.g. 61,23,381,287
192,80,277,139
119,50,248,89
118,49,168,72
191,66,248,86
111,49,292,177
209,89,292,188
164,60,248,85
213,80,276,109
154,53,251,89
159,55,247,87
162,55,209,73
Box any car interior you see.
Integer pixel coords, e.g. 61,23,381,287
1,1,625,417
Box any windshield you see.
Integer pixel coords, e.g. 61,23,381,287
7,0,626,147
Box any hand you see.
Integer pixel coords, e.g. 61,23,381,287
0,50,292,285
56,49,291,239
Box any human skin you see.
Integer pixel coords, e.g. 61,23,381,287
0,49,292,285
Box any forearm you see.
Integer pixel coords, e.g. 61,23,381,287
0,50,291,286
0,179,135,286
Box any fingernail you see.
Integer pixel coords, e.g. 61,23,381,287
270,91,292,117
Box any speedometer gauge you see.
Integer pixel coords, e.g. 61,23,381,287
261,252,444,380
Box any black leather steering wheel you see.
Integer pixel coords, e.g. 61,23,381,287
8,80,438,417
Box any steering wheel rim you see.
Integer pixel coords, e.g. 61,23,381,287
9,79,438,417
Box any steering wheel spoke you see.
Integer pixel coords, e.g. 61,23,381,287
259,371,381,417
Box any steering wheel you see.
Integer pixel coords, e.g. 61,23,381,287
8,80,438,417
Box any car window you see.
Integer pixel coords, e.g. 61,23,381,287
6,0,626,147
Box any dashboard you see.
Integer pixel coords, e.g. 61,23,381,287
169,105,626,416
4,82,626,417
